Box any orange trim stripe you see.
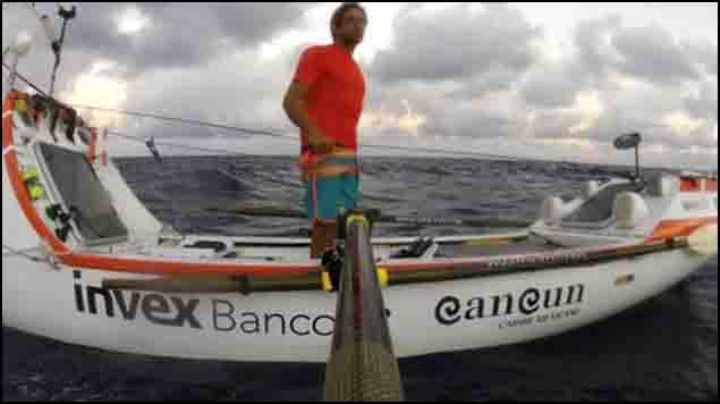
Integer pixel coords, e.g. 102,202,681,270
646,217,717,242
3,91,69,254
61,253,320,277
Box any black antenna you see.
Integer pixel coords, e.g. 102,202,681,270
613,132,642,181
145,137,163,164
48,4,76,96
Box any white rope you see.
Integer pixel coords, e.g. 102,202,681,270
2,244,50,263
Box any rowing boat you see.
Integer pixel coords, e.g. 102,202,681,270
2,86,717,363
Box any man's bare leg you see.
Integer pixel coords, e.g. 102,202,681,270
311,218,338,258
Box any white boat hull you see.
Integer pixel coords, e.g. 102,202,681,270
1,89,716,363
2,248,711,362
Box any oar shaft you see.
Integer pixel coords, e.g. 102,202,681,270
323,213,404,401
220,206,532,228
380,214,532,228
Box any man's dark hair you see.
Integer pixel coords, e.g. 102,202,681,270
330,2,367,39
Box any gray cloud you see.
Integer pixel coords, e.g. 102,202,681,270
518,16,717,156
531,110,582,139
518,16,620,109
685,80,718,121
611,25,700,85
422,100,523,139
39,3,311,73
589,84,692,146
3,3,716,169
454,66,523,99
574,15,622,79
124,53,295,135
370,4,539,83
3,2,314,131
520,63,587,108
685,42,718,77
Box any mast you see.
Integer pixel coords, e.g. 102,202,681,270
48,5,76,97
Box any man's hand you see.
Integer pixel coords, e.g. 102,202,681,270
307,127,335,154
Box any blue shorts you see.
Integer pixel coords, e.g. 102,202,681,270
304,173,359,220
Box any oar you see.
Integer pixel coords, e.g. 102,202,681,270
323,211,404,401
100,229,704,295
102,274,320,294
207,205,533,228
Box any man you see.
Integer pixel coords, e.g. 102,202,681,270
282,3,367,258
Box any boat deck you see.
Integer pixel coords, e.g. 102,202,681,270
437,236,562,258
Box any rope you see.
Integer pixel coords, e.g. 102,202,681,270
1,62,50,97
2,244,51,263
108,130,257,156
75,105,525,160
72,104,292,139
0,63,529,160
1,62,697,163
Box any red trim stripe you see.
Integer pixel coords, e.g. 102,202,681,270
680,178,718,192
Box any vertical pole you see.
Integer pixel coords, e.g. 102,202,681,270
4,50,21,91
48,6,76,97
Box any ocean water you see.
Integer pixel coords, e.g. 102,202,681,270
2,155,717,401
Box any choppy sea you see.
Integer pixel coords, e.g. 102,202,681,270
3,155,717,401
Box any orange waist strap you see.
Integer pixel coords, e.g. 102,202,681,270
299,149,359,180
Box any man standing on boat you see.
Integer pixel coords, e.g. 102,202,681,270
283,3,367,258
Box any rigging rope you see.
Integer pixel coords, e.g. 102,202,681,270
2,244,51,264
1,63,532,160
0,62,686,162
72,104,291,138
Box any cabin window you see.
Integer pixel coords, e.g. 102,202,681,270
561,182,641,224
37,143,128,244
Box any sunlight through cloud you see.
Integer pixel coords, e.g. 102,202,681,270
117,6,150,35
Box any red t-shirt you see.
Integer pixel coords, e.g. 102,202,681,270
293,43,365,153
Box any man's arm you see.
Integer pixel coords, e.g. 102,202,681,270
283,80,335,154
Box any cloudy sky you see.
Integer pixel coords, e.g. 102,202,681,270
2,2,717,169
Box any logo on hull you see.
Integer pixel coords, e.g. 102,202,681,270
435,283,585,326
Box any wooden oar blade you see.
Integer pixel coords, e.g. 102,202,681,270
687,224,718,257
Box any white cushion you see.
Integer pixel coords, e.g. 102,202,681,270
613,192,649,229
540,196,565,225
582,180,599,198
